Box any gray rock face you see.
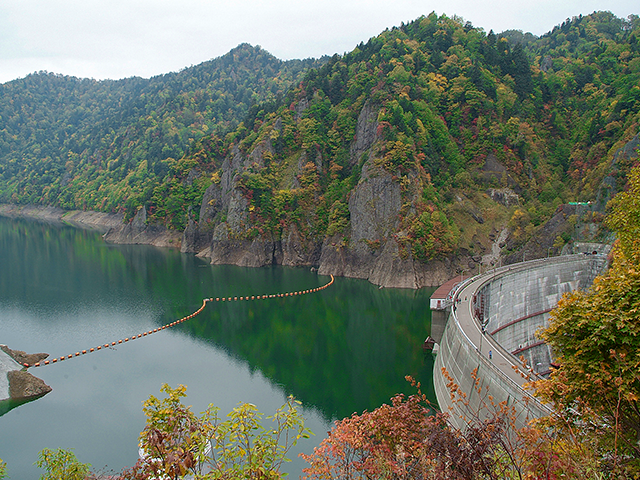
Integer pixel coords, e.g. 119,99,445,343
0,204,123,233
349,159,401,246
0,345,48,366
185,102,458,288
294,98,309,120
104,206,182,248
226,190,249,233
181,213,210,254
8,370,52,401
480,154,521,192
183,140,274,254
487,188,520,207
350,101,379,166
200,181,223,225
280,226,323,266
206,238,277,267
316,155,417,286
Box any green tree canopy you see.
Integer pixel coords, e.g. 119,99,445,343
537,165,640,473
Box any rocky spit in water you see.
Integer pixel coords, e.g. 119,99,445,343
0,345,51,413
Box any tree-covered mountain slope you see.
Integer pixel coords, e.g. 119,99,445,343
0,44,324,225
1,11,640,286
177,11,639,286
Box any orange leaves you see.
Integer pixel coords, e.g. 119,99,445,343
302,388,437,480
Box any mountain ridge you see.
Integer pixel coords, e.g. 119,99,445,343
1,11,639,287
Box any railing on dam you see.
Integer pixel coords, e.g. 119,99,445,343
432,254,608,431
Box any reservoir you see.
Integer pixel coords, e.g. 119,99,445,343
0,216,435,478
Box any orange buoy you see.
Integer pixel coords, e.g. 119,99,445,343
90,348,94,352
23,363,29,367
35,362,40,367
75,352,80,356
97,346,101,350
45,360,50,365
82,350,87,354
52,358,57,363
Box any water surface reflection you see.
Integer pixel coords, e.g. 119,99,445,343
0,217,435,478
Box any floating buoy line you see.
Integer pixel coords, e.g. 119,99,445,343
25,274,334,369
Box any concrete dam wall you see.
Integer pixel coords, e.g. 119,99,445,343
432,254,608,430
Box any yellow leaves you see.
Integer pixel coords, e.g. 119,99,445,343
426,72,447,93
298,117,319,150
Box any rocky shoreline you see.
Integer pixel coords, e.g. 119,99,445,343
0,202,457,288
0,203,182,248
0,345,51,412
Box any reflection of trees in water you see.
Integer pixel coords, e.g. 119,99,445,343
180,273,436,421
0,217,436,422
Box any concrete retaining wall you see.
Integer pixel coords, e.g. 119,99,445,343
433,254,608,430
481,255,606,375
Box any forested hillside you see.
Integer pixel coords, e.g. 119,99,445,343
0,44,323,225
1,11,639,279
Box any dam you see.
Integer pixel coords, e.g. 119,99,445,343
432,253,608,430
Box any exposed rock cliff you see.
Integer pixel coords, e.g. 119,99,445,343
182,102,463,288
104,206,182,248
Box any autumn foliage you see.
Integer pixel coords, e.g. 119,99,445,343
303,376,529,480
534,165,640,475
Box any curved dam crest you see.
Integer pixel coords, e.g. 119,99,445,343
432,253,609,430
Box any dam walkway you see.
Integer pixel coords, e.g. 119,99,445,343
433,254,608,430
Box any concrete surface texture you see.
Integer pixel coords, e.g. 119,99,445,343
0,348,22,401
433,254,608,431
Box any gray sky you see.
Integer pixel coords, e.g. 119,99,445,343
0,0,637,84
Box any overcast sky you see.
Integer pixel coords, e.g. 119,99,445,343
0,0,637,84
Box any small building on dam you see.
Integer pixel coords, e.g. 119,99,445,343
430,253,609,430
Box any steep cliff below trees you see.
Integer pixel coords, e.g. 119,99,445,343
2,13,639,287
181,101,480,288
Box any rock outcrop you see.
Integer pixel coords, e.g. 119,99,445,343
0,345,48,366
181,102,464,289
0,204,123,232
0,345,51,412
7,370,51,401
104,206,182,248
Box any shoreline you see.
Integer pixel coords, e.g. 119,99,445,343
0,204,182,249
0,203,456,289
0,204,124,232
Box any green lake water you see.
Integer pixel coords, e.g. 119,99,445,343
0,216,435,478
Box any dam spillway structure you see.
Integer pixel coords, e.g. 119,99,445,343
431,253,608,431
